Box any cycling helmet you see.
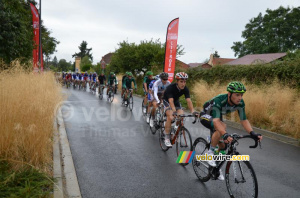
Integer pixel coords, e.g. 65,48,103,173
110,72,114,75
175,72,188,80
127,72,133,77
227,81,246,93
159,72,169,79
146,71,153,76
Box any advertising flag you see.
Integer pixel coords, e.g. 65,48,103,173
164,18,179,82
30,3,39,72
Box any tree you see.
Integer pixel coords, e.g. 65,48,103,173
80,55,93,72
232,6,300,58
72,41,93,61
52,56,58,67
0,0,59,65
57,59,72,72
109,39,185,75
0,0,33,63
213,51,220,58
41,24,59,67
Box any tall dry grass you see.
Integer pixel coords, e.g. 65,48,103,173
0,61,63,171
192,80,300,139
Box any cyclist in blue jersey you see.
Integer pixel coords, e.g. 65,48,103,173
149,72,171,127
146,75,159,123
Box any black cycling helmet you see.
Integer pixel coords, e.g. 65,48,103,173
159,72,169,79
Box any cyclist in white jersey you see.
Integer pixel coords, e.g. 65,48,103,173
149,72,171,127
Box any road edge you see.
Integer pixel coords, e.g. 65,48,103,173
53,115,64,198
224,119,299,147
55,108,82,198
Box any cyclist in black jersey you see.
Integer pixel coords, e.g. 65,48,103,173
98,72,106,94
163,72,198,147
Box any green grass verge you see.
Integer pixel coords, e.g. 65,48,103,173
0,161,54,198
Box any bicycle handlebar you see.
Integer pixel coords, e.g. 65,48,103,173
231,134,261,149
173,114,198,123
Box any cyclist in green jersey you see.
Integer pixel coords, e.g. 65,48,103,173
121,72,129,97
122,72,137,103
200,81,263,179
107,72,117,95
143,71,153,113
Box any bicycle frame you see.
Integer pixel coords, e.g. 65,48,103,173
170,115,194,145
199,134,260,179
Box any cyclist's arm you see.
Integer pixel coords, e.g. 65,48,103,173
143,82,148,92
213,118,226,135
122,79,127,88
240,120,253,133
186,98,195,113
168,98,176,112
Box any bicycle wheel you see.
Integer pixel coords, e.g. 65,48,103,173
110,91,114,103
159,125,169,152
225,160,258,198
149,113,156,134
176,126,193,166
129,96,133,111
192,137,211,182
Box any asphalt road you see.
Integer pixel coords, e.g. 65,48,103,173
61,87,300,198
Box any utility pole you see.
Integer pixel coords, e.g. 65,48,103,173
39,0,42,70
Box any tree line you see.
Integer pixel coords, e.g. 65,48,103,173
0,0,59,66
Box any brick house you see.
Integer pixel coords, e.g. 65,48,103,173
201,54,235,69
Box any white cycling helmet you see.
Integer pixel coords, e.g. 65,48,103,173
175,72,188,80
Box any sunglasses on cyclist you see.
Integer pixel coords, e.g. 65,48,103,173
162,79,168,81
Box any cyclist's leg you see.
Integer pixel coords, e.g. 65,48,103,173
106,84,109,95
124,88,129,100
143,87,148,106
121,88,125,98
151,100,157,118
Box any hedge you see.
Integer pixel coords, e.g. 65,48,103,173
186,58,300,88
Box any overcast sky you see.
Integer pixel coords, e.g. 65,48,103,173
42,0,299,64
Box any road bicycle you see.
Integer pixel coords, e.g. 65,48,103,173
66,80,71,89
90,81,97,94
192,131,261,198
159,113,197,166
98,84,105,100
107,85,114,103
122,88,134,111
149,101,164,135
82,80,87,91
